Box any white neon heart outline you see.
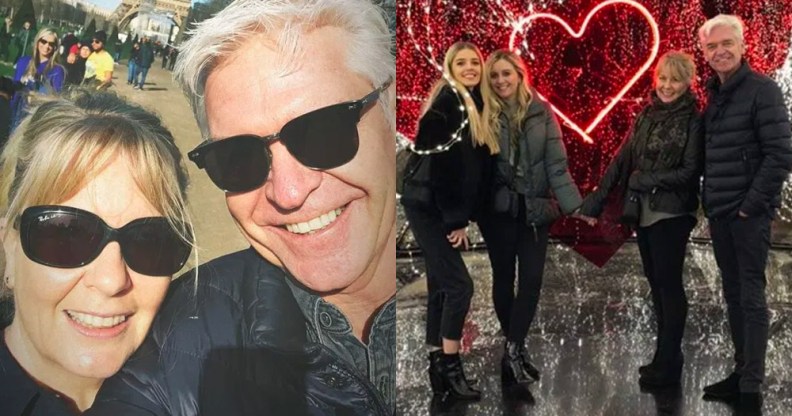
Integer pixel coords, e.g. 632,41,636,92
508,0,660,143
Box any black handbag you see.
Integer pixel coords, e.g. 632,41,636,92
400,151,433,206
619,191,640,225
492,185,519,218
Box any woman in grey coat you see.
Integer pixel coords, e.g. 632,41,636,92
479,49,583,396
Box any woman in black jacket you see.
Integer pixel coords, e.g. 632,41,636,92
579,51,704,387
479,49,583,396
64,43,91,88
401,41,499,402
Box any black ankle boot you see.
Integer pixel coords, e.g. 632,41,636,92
438,353,481,401
703,372,741,401
501,342,535,386
517,344,541,382
428,350,444,394
737,392,762,415
639,349,659,376
639,354,683,388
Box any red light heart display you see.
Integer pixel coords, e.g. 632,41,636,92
397,0,792,266
509,0,660,143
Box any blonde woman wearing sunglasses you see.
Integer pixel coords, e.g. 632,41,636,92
0,91,193,415
11,27,65,129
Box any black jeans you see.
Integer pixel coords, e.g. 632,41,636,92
478,199,549,343
709,214,772,393
403,204,473,346
636,215,696,365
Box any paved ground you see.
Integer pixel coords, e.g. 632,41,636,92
113,63,250,270
397,207,792,416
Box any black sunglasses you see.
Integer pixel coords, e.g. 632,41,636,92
188,79,392,193
16,206,191,276
38,38,57,47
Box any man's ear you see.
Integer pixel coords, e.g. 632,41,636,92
387,82,396,130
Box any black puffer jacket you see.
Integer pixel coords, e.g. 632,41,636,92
403,85,494,232
86,249,391,416
581,91,703,217
702,61,792,219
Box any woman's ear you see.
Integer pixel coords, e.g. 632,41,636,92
1,218,16,289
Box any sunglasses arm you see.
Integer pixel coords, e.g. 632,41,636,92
355,78,393,120
188,140,212,169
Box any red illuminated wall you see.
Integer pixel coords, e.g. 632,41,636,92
397,0,792,266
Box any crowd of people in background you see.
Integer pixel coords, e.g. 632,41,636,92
0,16,181,154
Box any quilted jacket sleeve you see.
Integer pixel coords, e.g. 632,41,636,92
543,108,582,214
739,81,792,216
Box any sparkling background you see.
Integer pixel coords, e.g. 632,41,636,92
397,1,792,414
397,0,792,265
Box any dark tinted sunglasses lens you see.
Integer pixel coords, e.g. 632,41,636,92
120,220,191,276
281,104,359,170
24,212,105,268
203,136,270,192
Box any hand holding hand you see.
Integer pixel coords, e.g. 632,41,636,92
572,212,597,226
447,227,470,250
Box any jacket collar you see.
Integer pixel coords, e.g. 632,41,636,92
497,88,546,124
0,332,73,415
706,60,751,96
244,249,308,351
645,90,697,121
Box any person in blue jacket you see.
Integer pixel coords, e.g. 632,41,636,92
11,27,64,130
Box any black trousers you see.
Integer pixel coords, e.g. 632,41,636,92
478,201,549,344
636,215,696,365
403,204,473,347
709,215,772,393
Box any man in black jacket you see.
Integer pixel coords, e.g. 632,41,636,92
85,0,396,415
698,14,792,413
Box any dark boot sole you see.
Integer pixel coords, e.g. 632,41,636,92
702,392,739,403
638,376,681,389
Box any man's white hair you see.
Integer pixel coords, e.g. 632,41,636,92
698,14,745,45
174,0,395,137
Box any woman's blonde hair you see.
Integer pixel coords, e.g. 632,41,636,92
654,50,696,87
22,27,62,91
481,49,533,144
0,90,195,298
422,41,499,154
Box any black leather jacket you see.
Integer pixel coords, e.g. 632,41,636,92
86,249,392,416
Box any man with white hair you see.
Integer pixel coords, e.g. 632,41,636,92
85,0,395,414
698,14,792,413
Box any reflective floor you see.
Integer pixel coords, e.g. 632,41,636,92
396,221,792,415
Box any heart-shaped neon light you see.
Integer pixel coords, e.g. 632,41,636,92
508,0,660,143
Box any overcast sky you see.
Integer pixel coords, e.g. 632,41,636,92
85,0,121,11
